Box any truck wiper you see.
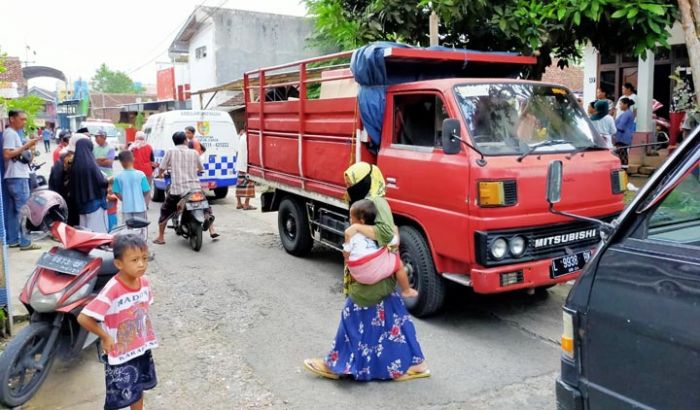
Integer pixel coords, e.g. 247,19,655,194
565,144,605,159
516,139,571,162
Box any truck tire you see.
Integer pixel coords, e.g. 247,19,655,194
399,226,445,317
152,183,165,203
278,198,313,256
213,187,228,199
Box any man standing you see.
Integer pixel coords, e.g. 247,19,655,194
129,131,155,207
184,126,205,155
2,110,41,250
42,127,52,153
93,128,115,177
153,131,218,245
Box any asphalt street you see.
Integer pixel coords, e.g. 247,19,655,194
4,151,570,409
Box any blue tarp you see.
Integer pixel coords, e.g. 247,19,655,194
350,42,527,150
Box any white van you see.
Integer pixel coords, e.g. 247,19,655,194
142,110,238,201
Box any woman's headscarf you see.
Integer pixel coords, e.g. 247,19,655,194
590,100,610,121
70,138,107,206
344,162,386,205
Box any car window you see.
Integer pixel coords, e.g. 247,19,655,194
646,162,700,247
393,94,447,147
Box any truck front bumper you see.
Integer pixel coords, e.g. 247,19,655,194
555,378,584,410
468,257,579,294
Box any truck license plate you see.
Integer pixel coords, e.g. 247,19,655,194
550,250,593,278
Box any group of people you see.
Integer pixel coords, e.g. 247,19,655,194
587,82,638,171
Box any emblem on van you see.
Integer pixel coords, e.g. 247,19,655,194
197,121,210,136
533,229,598,248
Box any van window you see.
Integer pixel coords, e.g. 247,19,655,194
393,94,447,147
647,162,700,247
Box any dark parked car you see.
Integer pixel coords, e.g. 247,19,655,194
553,130,700,409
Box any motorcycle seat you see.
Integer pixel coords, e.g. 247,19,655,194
90,249,118,277
125,217,150,229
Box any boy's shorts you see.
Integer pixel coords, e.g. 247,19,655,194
102,350,157,410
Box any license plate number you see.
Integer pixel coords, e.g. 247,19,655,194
550,250,593,278
36,249,91,275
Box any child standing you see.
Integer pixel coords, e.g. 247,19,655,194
113,150,151,240
78,234,157,410
106,182,118,232
343,199,418,299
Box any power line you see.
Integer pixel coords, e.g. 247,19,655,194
126,0,229,76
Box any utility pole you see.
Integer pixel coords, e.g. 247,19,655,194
429,11,439,47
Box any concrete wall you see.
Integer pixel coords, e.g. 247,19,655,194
189,22,217,109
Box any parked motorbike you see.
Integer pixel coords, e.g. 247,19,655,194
170,190,211,252
0,218,150,408
22,162,68,240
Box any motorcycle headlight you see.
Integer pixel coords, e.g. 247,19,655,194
509,236,527,258
490,237,508,260
30,286,63,313
63,278,96,306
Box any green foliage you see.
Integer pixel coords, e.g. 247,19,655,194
134,112,145,130
4,95,46,131
305,0,678,76
0,46,6,75
91,63,142,94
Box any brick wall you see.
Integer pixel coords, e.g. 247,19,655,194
0,57,27,95
541,60,583,93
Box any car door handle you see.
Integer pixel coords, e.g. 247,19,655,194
386,177,398,189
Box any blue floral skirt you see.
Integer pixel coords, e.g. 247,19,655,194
324,292,425,381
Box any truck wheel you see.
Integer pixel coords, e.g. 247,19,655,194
152,183,165,203
213,187,228,199
278,198,313,256
400,226,445,317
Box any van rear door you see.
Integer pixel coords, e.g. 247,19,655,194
581,154,700,408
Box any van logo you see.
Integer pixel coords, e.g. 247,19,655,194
197,121,210,136
533,229,598,248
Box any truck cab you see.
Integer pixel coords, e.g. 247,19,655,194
245,44,626,317
556,129,700,409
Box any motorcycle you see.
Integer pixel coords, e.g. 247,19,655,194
170,190,211,252
22,162,68,240
0,218,150,408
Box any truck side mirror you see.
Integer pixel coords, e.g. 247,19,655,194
546,160,563,204
442,119,462,155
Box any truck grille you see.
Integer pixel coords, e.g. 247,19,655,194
475,216,617,267
503,180,517,206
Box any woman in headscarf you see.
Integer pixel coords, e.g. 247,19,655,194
49,133,89,226
70,138,109,232
304,162,429,382
590,100,616,148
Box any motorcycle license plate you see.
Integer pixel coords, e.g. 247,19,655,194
186,201,208,210
550,250,593,278
36,249,92,276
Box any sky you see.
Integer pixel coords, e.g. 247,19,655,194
1,0,307,91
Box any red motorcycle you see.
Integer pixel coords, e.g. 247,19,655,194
0,218,149,407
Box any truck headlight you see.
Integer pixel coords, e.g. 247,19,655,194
509,236,527,257
490,237,508,260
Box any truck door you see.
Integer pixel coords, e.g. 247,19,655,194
378,91,470,266
582,159,700,409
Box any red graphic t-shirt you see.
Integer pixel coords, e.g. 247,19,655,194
82,276,157,365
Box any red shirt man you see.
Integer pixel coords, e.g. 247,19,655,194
130,132,155,181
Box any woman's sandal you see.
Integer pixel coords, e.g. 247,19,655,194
152,239,166,245
303,358,339,380
395,369,431,382
243,206,257,211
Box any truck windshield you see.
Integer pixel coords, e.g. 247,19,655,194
454,83,605,156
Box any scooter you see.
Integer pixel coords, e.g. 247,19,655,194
0,218,150,408
22,162,67,240
170,190,211,252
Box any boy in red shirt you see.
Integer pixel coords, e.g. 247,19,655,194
78,234,157,410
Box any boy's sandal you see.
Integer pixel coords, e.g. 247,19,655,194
210,233,220,240
395,369,431,382
236,205,244,209
243,206,257,211
19,243,42,251
8,243,20,248
152,239,166,245
303,358,339,380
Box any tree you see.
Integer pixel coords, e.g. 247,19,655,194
677,0,700,104
4,95,45,131
306,0,677,78
91,63,143,94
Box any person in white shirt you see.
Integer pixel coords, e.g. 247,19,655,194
590,100,617,148
615,83,637,118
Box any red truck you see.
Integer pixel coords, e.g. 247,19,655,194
243,45,626,317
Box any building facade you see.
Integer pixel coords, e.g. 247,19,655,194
169,6,323,110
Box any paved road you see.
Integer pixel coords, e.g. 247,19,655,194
7,191,568,410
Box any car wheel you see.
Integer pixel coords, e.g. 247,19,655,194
278,198,313,256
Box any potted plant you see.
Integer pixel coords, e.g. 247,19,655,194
669,68,698,146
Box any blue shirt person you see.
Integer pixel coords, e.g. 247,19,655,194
112,151,151,216
615,98,636,145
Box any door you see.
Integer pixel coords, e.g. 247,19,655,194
582,154,700,409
